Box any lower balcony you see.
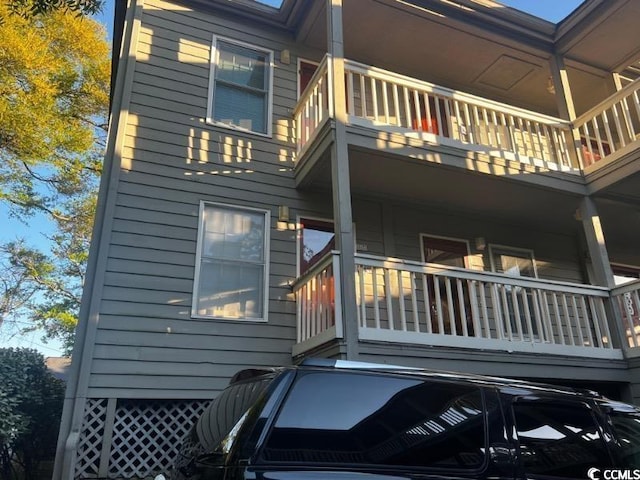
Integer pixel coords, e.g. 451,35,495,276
292,252,626,361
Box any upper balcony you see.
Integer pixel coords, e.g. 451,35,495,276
293,56,640,193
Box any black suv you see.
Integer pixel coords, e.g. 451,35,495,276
170,359,640,480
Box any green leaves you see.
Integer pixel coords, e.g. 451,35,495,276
5,0,104,19
0,348,65,479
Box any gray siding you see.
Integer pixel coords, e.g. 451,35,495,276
88,0,324,398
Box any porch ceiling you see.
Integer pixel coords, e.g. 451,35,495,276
558,0,640,74
297,0,559,115
301,145,585,235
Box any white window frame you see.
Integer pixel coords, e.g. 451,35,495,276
488,244,538,278
192,201,270,322
207,36,274,137
419,233,471,269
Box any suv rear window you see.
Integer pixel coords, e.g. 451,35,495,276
263,371,486,470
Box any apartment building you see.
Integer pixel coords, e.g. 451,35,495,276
54,0,640,478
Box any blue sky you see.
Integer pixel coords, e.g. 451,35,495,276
1,0,584,356
499,0,582,23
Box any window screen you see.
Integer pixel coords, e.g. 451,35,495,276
264,372,486,470
513,401,611,477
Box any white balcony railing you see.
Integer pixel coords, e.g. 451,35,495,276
291,251,343,356
294,56,578,171
612,280,640,348
293,252,622,359
574,78,640,167
344,60,576,170
294,56,331,154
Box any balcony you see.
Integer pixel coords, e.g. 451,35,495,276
292,252,624,360
294,56,640,176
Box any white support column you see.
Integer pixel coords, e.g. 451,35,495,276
549,54,583,168
578,197,628,350
578,197,615,288
327,0,359,359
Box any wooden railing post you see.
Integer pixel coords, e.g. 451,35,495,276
549,54,584,169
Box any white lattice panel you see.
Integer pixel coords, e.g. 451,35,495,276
75,399,108,479
108,399,208,479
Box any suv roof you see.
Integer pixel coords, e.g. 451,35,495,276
230,358,603,400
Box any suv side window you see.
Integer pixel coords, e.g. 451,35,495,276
605,404,640,467
513,401,611,478
263,371,487,470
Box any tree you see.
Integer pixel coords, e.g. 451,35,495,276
5,0,103,18
0,348,65,480
0,2,110,351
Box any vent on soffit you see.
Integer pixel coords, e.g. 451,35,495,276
475,55,539,91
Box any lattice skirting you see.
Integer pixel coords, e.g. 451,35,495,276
74,398,209,479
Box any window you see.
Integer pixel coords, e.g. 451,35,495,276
513,401,611,478
421,235,469,268
489,245,537,278
192,203,269,320
298,218,335,275
208,37,273,135
605,403,640,467
264,372,487,470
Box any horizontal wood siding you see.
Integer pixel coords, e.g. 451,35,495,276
88,0,324,398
